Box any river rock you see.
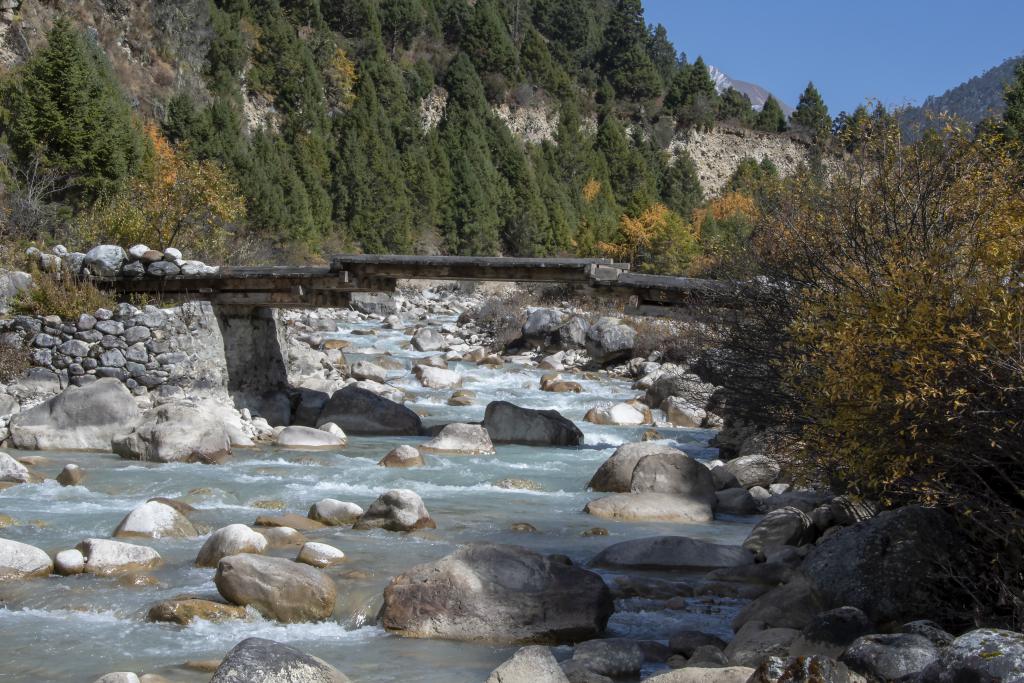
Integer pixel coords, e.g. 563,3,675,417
255,513,326,532
380,543,613,644
669,631,728,657
349,360,388,383
630,450,717,501
275,425,346,449
588,442,676,492
448,390,475,406
308,499,364,526
414,365,462,389
840,633,939,681
662,397,707,428
209,637,350,683
215,554,337,623
0,452,31,483
788,606,873,658
748,656,855,683
378,445,424,468
411,328,447,352
0,538,53,579
8,378,140,450
297,542,345,568
420,423,494,455
486,646,569,683
591,536,754,571
570,639,643,679
112,404,231,464
585,317,635,365
584,492,713,523
642,667,755,682
921,628,1024,682
645,372,717,411
483,401,583,446
54,548,86,576
196,524,268,568
92,674,139,683
716,487,758,515
83,245,127,277
725,623,801,667
258,527,308,547
742,506,814,554
521,309,566,349
828,495,878,526
56,463,85,486
353,489,435,532
724,455,781,489
147,598,247,625
77,538,162,575
584,403,646,426
113,500,197,539
316,386,422,436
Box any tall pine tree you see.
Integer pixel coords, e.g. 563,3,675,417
755,95,787,132
599,0,662,101
791,82,830,138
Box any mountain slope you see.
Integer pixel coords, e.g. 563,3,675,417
708,64,793,116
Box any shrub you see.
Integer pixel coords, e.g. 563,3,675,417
12,269,116,320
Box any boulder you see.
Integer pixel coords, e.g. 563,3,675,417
196,524,268,568
724,624,801,668
789,606,873,658
801,506,961,624
92,674,139,683
379,543,613,644
669,631,728,657
316,386,422,436
210,637,350,683
630,451,717,502
731,575,826,632
76,538,162,575
353,489,435,532
83,245,127,277
584,493,713,523
840,633,939,681
570,639,643,679
420,423,495,455
742,506,814,554
307,499,364,526
483,401,583,447
297,542,345,568
9,379,140,450
521,309,566,349
645,372,716,411
828,496,878,526
561,661,613,683
662,397,707,428
544,380,583,393
146,598,247,625
0,538,53,579
275,425,346,449
748,656,856,683
591,536,754,571
900,620,954,648
414,365,462,389
215,554,336,623
585,317,635,365
724,455,781,489
0,452,31,483
113,500,197,539
349,360,388,383
588,442,677,492
642,667,754,683
255,514,326,532
716,488,758,515
378,445,424,468
922,628,1024,683
54,548,86,576
411,328,447,352
56,463,85,486
112,404,231,464
486,646,570,683
584,403,646,426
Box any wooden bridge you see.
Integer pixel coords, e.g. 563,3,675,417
96,255,735,311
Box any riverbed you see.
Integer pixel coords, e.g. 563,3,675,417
0,313,757,682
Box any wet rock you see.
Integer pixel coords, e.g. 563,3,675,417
643,667,755,682
258,527,308,548
742,506,814,555
610,575,693,600
448,389,476,406
296,542,345,568
9,378,140,450
0,452,31,483
380,543,613,644
588,442,679,492
414,365,462,389
307,500,364,526
56,463,85,486
591,536,754,571
789,606,873,658
317,386,422,436
77,538,162,575
113,500,197,539
483,401,583,447
584,403,647,426
724,454,781,489
420,422,494,455
510,522,537,532
378,445,424,468
255,513,326,532
584,492,713,523
349,360,388,383
215,554,337,623
570,639,643,679
209,637,350,683
196,524,268,568
54,548,85,576
840,633,939,681
275,425,345,449
112,404,231,464
496,478,543,491
669,631,728,657
146,598,247,625
921,628,1024,683
411,328,447,352
585,317,635,365
545,380,583,393
560,660,612,683
416,354,449,369
353,489,435,532
486,646,569,683
716,488,758,515
0,538,53,579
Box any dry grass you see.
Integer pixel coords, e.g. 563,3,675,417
12,269,116,319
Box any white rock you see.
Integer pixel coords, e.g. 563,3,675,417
0,538,53,579
0,451,31,483
296,541,346,568
318,422,347,440
163,247,183,261
113,501,196,539
421,423,495,455
662,396,707,428
92,673,140,683
127,244,150,261
585,403,647,426
275,425,346,449
54,548,85,576
414,365,462,390
77,538,162,575
308,499,364,526
195,524,268,568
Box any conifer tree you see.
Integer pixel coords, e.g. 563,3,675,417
665,56,719,130
791,82,830,138
1,18,145,202
599,0,662,101
659,151,703,217
1003,60,1024,148
461,0,519,78
647,24,678,86
755,95,787,132
718,87,754,125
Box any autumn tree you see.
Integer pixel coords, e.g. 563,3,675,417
598,202,698,274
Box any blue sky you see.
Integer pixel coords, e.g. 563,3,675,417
643,0,1024,115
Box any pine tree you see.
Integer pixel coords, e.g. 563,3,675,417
461,0,519,79
659,151,703,217
755,95,787,132
647,24,678,86
1003,60,1024,148
791,82,830,138
599,0,662,101
718,87,754,125
665,56,719,130
1,18,145,202
520,26,571,96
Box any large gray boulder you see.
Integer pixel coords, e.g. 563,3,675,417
420,422,494,455
275,425,346,449
588,442,666,492
9,378,140,450
0,452,32,483
379,543,613,644
113,500,197,539
840,633,939,681
724,455,781,489
195,524,268,568
83,245,127,277
585,317,635,365
352,489,435,532
486,646,570,683
801,506,960,624
112,403,231,463
210,637,350,683
645,372,716,410
0,538,53,579
570,639,644,679
584,492,713,523
483,401,583,447
411,327,446,352
521,309,566,349
215,554,337,623
742,506,814,554
586,443,716,504
591,536,755,571
316,386,422,436
922,628,1024,683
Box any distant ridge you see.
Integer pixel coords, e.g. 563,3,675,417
708,64,794,116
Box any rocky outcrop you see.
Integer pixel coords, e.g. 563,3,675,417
214,553,337,623
316,386,422,435
379,543,613,644
8,378,140,450
112,403,231,463
209,637,350,683
353,489,435,532
483,401,583,446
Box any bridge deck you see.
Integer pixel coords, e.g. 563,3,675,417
330,254,628,283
